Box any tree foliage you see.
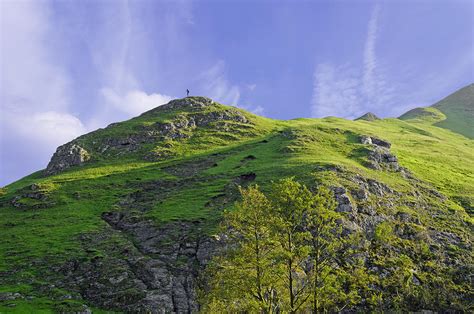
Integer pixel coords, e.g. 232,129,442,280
200,178,365,313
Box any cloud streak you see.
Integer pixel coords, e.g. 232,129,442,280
311,4,393,119
198,61,241,106
363,4,381,103
311,64,361,118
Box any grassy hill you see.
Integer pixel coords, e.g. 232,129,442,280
399,83,474,139
1,96,473,312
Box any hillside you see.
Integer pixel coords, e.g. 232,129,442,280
1,95,473,312
399,83,474,138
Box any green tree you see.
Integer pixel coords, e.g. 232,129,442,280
269,178,315,313
200,185,281,312
305,185,342,313
201,178,364,313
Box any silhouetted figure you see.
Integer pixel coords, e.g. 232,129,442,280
186,89,190,97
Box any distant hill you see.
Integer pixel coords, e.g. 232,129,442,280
355,112,380,121
399,84,474,138
398,106,446,123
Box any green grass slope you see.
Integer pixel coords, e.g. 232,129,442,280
399,83,474,138
1,96,473,312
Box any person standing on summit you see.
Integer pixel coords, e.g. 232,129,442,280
186,89,190,97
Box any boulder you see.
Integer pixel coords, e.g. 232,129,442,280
371,137,391,148
360,135,372,145
360,135,391,148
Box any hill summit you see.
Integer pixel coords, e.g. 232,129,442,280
355,112,380,121
0,90,473,312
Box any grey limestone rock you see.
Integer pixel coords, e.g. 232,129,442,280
360,135,391,149
332,186,355,213
44,142,90,175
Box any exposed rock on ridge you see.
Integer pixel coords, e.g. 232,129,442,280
45,143,90,176
360,135,405,172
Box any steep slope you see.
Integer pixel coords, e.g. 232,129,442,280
1,96,473,312
399,83,474,138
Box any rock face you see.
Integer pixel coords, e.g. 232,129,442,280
367,147,399,171
332,186,355,213
44,143,90,175
58,216,219,313
54,154,244,312
58,195,221,312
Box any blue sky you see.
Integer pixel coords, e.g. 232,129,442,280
1,0,473,185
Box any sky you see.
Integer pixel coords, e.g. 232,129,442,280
1,0,473,186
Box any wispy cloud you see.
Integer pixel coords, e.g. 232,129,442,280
311,4,394,119
197,61,266,115
363,4,381,103
198,61,241,106
311,64,361,118
250,105,265,115
247,84,257,91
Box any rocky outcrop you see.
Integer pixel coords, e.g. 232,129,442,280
360,135,391,148
359,135,404,171
10,184,55,209
367,147,399,171
97,108,251,158
44,143,90,175
332,186,355,213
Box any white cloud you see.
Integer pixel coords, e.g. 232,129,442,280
2,111,86,148
312,63,362,118
198,61,241,106
0,1,83,184
86,1,174,124
196,61,267,115
0,1,71,113
101,88,173,116
0,109,87,185
250,105,265,116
